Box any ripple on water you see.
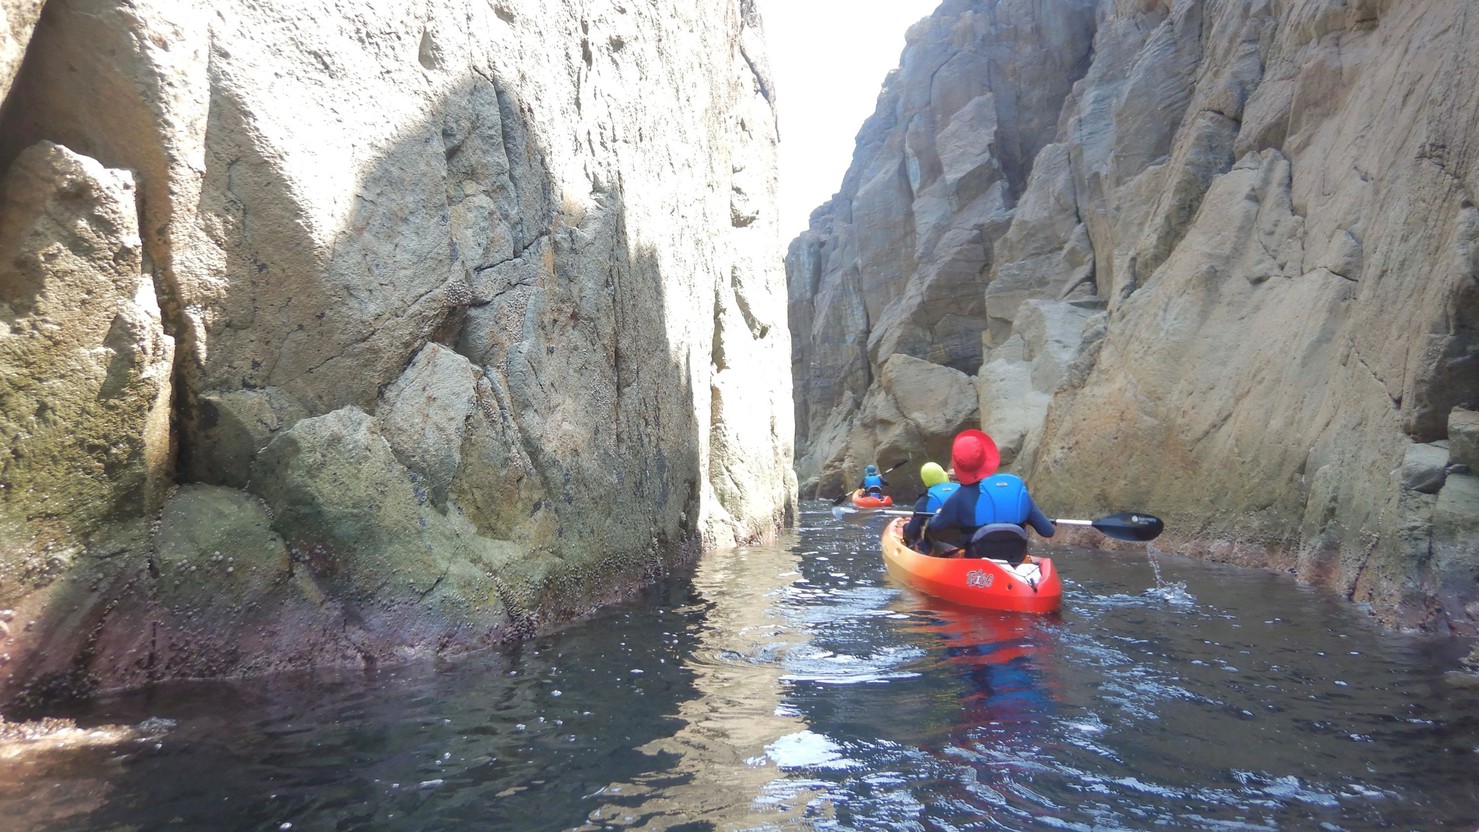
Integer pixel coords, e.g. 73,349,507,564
779,644,923,686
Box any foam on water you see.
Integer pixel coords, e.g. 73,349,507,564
1144,580,1197,605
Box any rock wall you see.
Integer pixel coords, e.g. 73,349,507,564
788,0,1478,632
788,0,1097,493
0,0,795,708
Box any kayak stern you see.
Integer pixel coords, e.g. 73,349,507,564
880,518,1062,613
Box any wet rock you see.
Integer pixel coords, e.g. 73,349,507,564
152,485,292,608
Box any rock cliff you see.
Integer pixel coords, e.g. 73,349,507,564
0,0,795,708
789,0,1478,632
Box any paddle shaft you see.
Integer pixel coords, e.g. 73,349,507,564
834,505,1164,542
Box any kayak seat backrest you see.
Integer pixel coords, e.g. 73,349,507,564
965,523,1028,564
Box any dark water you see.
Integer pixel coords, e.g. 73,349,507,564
4,501,1478,831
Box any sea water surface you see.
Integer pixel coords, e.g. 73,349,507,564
3,501,1477,831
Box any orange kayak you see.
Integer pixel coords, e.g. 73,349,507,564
851,489,893,508
880,518,1062,613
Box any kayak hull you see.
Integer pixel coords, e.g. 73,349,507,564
851,490,893,508
880,518,1062,613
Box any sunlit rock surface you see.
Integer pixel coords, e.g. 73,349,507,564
788,0,1478,632
0,0,795,707
0,0,44,101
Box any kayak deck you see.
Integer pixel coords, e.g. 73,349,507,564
851,489,893,508
879,518,1062,613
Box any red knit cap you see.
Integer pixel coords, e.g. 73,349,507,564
950,429,1000,485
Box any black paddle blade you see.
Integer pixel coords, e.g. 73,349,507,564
1092,512,1164,542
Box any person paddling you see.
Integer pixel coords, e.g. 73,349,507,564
925,429,1054,563
902,461,958,551
858,463,888,497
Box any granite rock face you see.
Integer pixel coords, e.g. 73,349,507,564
0,0,795,707
0,0,44,101
789,0,1478,632
788,0,1097,494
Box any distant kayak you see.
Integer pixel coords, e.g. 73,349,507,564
879,518,1062,613
850,490,893,508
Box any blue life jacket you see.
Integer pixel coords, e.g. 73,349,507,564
969,474,1033,526
862,472,884,491
924,481,959,512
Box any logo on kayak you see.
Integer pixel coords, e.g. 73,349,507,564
966,569,994,588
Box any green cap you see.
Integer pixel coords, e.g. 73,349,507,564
920,461,948,487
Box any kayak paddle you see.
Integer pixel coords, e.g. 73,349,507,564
831,505,920,524
833,505,1166,543
1053,512,1164,542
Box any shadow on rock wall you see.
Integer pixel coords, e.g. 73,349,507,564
0,0,716,711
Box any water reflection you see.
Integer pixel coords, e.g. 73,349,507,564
0,503,1475,831
571,533,822,830
900,603,1058,732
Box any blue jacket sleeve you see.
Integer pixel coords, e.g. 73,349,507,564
1026,498,1055,537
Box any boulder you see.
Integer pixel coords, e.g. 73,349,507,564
0,142,173,592
976,335,1050,468
976,300,1097,468
1430,474,1479,632
1450,409,1479,469
145,485,354,681
833,354,980,497
1402,442,1450,495
378,344,480,508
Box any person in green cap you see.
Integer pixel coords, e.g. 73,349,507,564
901,461,959,551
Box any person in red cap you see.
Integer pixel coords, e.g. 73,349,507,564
922,429,1054,561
